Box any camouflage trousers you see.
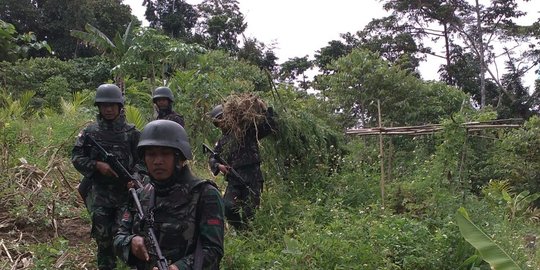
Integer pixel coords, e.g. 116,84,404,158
90,205,123,270
224,165,263,230
86,187,125,270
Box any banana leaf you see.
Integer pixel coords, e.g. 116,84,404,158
456,207,521,270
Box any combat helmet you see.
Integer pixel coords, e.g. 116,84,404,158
208,104,223,120
137,120,192,160
94,84,124,106
152,86,174,103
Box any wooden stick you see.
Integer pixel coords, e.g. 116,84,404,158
56,166,74,192
10,254,21,270
1,239,13,262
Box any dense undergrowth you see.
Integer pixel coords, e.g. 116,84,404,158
0,89,538,269
0,45,538,269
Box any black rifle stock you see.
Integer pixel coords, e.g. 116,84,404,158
129,188,168,270
85,135,143,189
202,143,257,196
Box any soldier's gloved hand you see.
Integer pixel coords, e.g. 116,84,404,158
131,235,150,262
218,164,230,175
96,161,119,178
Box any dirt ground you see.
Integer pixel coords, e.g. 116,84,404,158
0,203,95,269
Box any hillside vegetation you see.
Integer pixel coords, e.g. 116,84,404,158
0,45,539,269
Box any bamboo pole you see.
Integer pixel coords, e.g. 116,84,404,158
377,100,385,208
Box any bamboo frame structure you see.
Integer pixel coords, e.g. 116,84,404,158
346,118,523,136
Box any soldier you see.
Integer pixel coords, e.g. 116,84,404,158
114,120,224,270
72,83,141,270
207,104,277,230
153,86,185,127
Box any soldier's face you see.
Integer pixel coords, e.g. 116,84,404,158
98,103,120,120
144,146,183,181
155,98,170,110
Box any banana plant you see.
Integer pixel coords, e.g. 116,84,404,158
456,207,522,270
70,21,137,92
502,190,540,221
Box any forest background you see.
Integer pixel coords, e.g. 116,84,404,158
0,0,540,269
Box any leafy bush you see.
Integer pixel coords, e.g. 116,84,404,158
487,116,540,198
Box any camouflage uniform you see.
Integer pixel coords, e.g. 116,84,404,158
157,108,185,127
209,108,277,230
72,113,140,270
114,165,224,270
153,86,185,127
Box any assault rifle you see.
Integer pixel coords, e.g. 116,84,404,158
129,188,168,270
78,136,144,205
85,135,143,189
202,143,257,196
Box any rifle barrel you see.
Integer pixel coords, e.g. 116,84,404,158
129,188,168,270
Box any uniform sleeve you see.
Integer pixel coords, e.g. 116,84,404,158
174,114,185,127
172,186,225,270
71,128,97,177
114,200,138,265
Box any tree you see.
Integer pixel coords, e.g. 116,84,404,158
0,0,134,59
383,0,464,83
0,19,51,62
314,39,352,74
195,0,247,52
498,59,538,119
237,37,278,72
315,16,429,77
143,0,198,40
317,48,467,128
0,0,41,34
384,0,536,109
279,56,313,91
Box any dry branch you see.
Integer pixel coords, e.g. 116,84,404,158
1,239,13,263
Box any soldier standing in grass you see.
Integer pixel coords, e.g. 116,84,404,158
207,98,277,230
114,120,224,270
152,86,185,127
72,83,141,270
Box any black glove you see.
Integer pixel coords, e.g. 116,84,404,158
266,106,274,117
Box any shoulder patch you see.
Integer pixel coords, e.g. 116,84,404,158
207,218,222,226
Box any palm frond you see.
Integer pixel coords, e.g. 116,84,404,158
124,105,147,130
72,91,92,108
61,97,76,115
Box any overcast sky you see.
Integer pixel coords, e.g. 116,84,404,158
125,0,539,89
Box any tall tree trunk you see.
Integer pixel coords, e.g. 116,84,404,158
475,0,486,108
443,23,453,85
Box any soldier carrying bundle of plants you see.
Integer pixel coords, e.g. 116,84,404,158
207,93,278,231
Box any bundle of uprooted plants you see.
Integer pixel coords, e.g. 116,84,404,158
219,93,269,140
